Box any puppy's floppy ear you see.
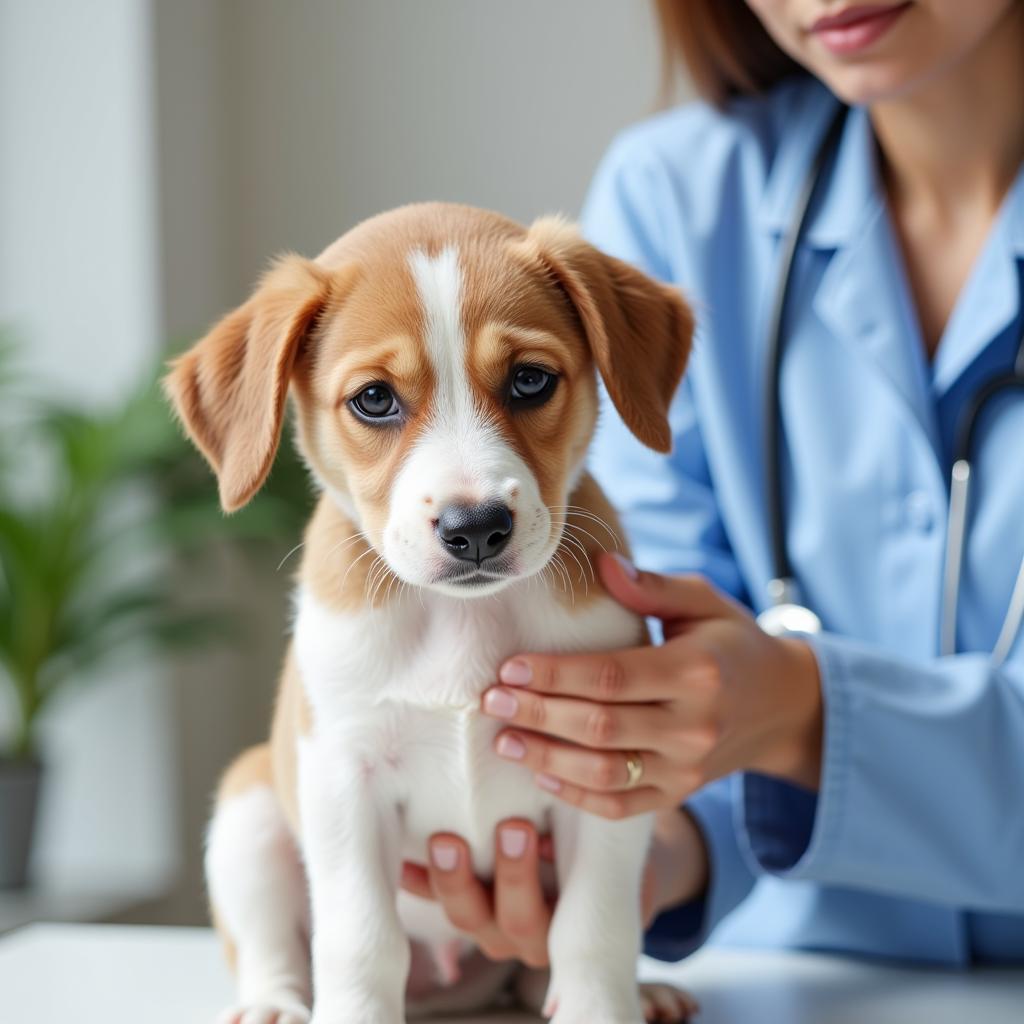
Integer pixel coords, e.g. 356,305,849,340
518,216,693,453
164,255,345,512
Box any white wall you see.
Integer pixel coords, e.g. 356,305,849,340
0,0,162,405
222,0,668,301
152,0,234,340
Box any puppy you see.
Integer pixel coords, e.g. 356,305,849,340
165,203,694,1024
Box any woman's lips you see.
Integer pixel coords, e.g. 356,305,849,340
810,2,913,56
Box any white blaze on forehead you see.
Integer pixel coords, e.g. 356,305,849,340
406,246,513,499
408,246,476,428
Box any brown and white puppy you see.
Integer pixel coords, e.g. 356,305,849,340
165,203,693,1024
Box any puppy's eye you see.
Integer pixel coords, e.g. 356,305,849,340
350,383,400,421
509,365,557,406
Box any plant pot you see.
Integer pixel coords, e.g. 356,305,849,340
0,757,42,889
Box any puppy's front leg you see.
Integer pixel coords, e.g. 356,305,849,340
545,807,653,1024
299,737,409,1024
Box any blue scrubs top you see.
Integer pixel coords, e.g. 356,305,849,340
582,76,1024,966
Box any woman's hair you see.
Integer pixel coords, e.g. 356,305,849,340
653,0,803,107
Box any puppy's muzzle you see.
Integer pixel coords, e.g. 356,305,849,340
436,501,513,565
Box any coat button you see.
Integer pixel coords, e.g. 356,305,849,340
904,490,935,532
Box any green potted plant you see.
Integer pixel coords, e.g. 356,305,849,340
0,339,312,888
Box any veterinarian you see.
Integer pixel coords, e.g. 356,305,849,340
401,0,1024,970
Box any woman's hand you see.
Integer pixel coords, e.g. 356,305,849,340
480,552,823,820
400,820,556,967
400,807,710,967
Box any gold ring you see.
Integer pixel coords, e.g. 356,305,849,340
624,751,644,789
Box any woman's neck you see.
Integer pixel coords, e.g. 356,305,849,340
870,3,1024,220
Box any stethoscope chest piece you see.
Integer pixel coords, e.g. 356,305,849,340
756,577,823,637
757,602,823,638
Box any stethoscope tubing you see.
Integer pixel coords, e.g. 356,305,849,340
762,106,850,593
761,103,1024,666
941,368,1024,663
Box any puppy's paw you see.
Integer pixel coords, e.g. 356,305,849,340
548,1003,643,1024
640,982,700,1022
216,999,311,1024
307,1000,404,1024
545,972,644,1024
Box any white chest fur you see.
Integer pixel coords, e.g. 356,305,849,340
292,580,643,875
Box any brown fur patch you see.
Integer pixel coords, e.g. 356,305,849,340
217,743,274,801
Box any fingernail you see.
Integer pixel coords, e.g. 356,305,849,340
500,826,529,859
483,688,518,718
500,658,533,685
611,552,639,580
536,773,562,793
430,842,458,872
496,733,526,760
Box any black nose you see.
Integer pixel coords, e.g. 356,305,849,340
436,502,513,564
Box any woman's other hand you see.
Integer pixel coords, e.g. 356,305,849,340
481,552,823,820
400,820,554,967
399,807,709,966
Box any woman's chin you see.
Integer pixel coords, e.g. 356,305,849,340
814,63,939,108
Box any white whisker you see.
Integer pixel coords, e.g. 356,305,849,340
367,558,391,605
364,561,387,598
552,553,576,605
546,553,565,591
325,531,370,559
340,546,378,593
561,533,596,581
371,558,398,607
541,562,560,595
383,571,399,607
561,543,589,587
548,505,622,549
562,520,615,555
306,530,372,580
276,541,306,573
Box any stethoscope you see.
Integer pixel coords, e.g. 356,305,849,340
756,105,1024,668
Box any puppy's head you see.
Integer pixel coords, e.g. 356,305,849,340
165,204,692,598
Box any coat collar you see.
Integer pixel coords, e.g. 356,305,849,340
1010,164,1024,259
932,167,1024,394
757,88,876,249
758,84,1024,437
